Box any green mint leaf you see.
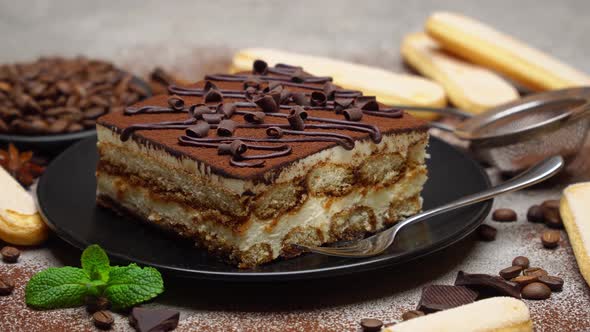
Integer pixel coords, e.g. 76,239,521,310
81,244,110,282
104,264,164,309
25,267,92,309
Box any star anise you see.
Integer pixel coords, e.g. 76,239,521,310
0,143,45,187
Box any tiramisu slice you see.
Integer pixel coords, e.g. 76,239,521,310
96,61,429,268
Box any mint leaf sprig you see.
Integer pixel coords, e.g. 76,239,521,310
25,244,164,310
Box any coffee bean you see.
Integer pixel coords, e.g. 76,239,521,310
541,230,561,249
1,246,20,263
526,205,545,223
511,275,538,287
541,200,563,229
92,310,114,330
521,282,551,300
402,310,425,321
512,256,530,269
477,224,497,241
83,107,106,119
499,266,523,280
538,275,564,291
360,318,383,332
0,276,15,295
492,208,517,222
86,296,111,313
523,267,548,278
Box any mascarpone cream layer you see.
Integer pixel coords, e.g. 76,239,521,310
97,165,426,255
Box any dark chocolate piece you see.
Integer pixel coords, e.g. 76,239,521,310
310,91,327,106
416,285,478,313
343,107,363,121
129,307,179,332
455,271,521,299
204,88,223,103
291,92,310,106
202,113,224,124
243,111,266,124
252,59,268,75
167,95,184,111
186,121,211,138
217,119,237,136
253,94,279,113
218,103,236,118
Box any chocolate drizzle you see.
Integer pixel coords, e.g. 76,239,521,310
121,61,406,167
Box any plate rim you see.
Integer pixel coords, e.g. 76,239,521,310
37,136,492,281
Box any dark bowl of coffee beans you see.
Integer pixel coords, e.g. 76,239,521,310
0,56,152,154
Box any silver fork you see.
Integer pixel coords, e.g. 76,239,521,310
298,155,564,258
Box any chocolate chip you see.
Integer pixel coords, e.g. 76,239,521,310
323,82,337,100
511,275,539,287
86,296,111,313
190,105,213,119
455,271,521,298
252,59,268,75
253,94,278,113
216,119,237,136
185,121,210,138
218,103,236,118
492,208,517,222
167,95,184,111
343,107,363,121
359,100,380,111
1,246,20,263
290,69,306,83
93,310,114,330
0,276,15,295
287,107,307,130
291,92,309,106
203,81,218,92
310,91,327,106
279,89,292,105
526,205,545,223
499,266,523,280
521,282,551,300
243,76,261,90
204,88,223,103
266,126,283,138
359,318,383,332
541,230,560,249
243,111,266,124
129,307,180,332
477,224,497,241
417,285,478,313
202,113,224,124
523,267,548,278
218,140,247,157
538,275,564,291
401,310,425,321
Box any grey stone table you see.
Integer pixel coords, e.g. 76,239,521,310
1,1,590,330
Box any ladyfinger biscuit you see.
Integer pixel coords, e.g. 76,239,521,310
426,12,590,91
560,182,590,287
384,297,532,332
0,167,48,245
401,32,518,114
232,48,446,120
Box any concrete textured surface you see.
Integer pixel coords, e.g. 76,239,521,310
1,0,590,331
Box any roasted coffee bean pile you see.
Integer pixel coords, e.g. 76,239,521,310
498,255,563,300
0,57,149,135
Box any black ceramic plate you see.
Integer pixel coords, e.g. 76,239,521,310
37,136,491,281
0,76,151,154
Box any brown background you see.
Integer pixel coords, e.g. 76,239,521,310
1,0,590,331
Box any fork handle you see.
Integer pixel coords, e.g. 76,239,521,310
389,155,564,237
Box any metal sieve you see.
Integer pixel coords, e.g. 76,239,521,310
399,87,590,172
